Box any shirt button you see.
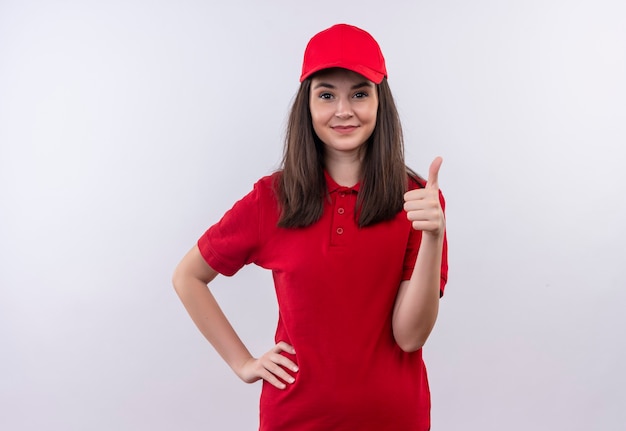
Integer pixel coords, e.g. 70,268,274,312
337,207,345,214
339,192,346,198
336,227,344,235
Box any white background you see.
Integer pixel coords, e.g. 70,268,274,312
1,0,625,430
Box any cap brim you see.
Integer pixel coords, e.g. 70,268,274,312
300,63,385,84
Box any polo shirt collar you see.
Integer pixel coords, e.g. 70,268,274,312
324,170,361,193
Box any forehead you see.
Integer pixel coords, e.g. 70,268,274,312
310,68,375,86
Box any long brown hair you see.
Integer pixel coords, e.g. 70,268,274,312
277,77,422,228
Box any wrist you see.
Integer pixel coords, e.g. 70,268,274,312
422,229,445,242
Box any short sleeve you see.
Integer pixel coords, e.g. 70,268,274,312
401,189,449,296
197,182,263,276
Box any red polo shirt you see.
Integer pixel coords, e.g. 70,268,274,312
198,171,448,431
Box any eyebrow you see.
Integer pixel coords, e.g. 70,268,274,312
312,81,374,90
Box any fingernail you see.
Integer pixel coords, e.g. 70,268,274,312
292,366,299,372
288,377,295,383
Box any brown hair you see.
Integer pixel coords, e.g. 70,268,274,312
277,77,422,228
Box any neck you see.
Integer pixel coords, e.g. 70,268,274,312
324,149,363,187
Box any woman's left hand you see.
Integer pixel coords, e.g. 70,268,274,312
403,157,445,237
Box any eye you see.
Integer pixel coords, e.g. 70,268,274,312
318,92,333,100
353,91,368,99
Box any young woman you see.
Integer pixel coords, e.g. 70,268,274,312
173,23,448,431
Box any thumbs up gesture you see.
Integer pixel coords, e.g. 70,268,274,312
403,157,446,237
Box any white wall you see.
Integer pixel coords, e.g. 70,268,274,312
1,0,625,429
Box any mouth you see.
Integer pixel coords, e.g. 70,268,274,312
331,125,358,134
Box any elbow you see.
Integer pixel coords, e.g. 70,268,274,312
395,337,426,353
172,260,219,298
393,327,430,352
171,265,186,296
392,312,437,352
172,273,181,296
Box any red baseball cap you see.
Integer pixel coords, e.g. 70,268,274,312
300,24,387,84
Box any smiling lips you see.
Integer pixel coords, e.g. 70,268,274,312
331,125,359,134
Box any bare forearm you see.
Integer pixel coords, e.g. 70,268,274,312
173,246,299,389
392,233,443,352
175,278,253,371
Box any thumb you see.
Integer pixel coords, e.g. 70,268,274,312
426,157,443,189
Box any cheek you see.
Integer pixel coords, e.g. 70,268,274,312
362,109,377,127
309,113,326,141
310,112,322,132
357,102,378,123
363,111,377,138
369,111,378,124
310,108,330,130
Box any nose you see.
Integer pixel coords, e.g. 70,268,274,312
335,97,354,119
